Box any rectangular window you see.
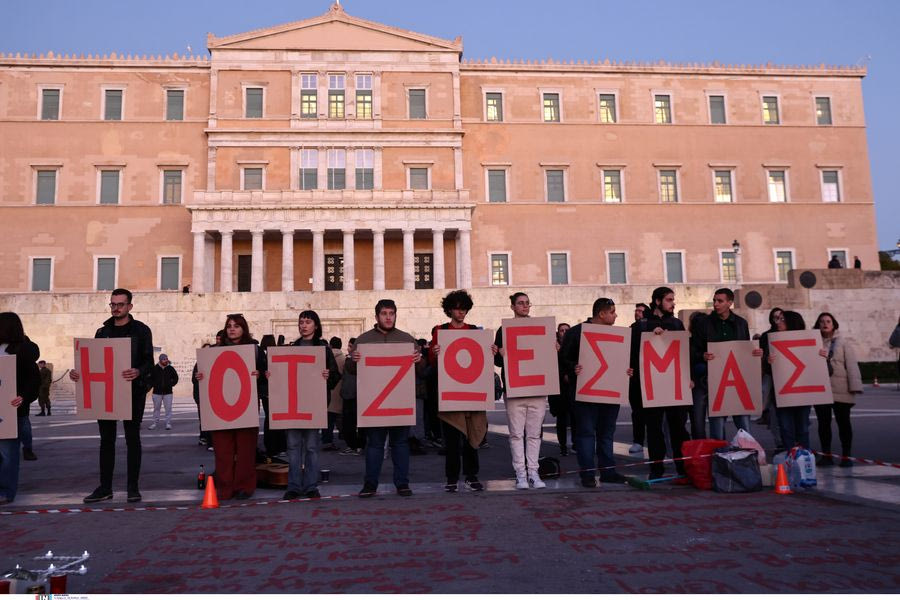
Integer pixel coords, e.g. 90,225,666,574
99,170,120,204
546,170,564,202
550,253,568,285
709,95,726,124
243,167,263,191
775,250,793,282
659,170,678,203
166,89,184,121
543,93,560,122
301,74,317,118
355,74,372,119
162,170,182,204
829,250,847,268
822,170,840,202
104,89,123,120
767,170,787,202
721,251,737,283
487,169,507,202
245,87,263,118
325,254,344,291
654,94,672,124
816,97,832,125
414,253,433,289
598,94,617,123
41,89,60,120
328,74,345,119
409,167,429,190
327,149,346,190
160,257,180,290
608,252,627,284
603,169,622,203
355,149,374,190
237,255,252,292
665,251,684,284
36,170,56,205
409,89,426,119
96,257,117,291
486,92,503,122
762,96,779,124
300,149,318,190
490,253,509,286
714,170,733,203
31,258,52,291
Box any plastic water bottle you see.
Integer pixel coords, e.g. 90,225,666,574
198,464,206,489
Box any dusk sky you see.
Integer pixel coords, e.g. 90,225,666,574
4,0,897,250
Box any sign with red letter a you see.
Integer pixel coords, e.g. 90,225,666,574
358,343,416,427
501,316,559,398
267,346,327,430
0,355,17,439
575,324,631,405
770,330,833,407
707,341,763,417
198,344,259,431
639,331,692,408
438,329,494,412
74,338,132,420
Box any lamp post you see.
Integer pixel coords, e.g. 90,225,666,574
732,239,742,287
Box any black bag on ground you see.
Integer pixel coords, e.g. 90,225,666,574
538,456,561,479
712,446,762,493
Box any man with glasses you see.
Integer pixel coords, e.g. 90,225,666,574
70,288,154,503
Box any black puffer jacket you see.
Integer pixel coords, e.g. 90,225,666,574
5,337,41,417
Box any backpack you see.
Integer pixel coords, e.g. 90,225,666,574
537,456,561,479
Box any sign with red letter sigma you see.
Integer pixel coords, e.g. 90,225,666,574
575,324,631,405
501,316,559,398
0,355,17,439
638,331,692,408
197,344,259,431
357,343,416,427
438,329,494,412
74,338,132,420
770,330,833,407
707,341,763,417
267,346,327,429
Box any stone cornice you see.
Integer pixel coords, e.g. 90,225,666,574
0,52,209,68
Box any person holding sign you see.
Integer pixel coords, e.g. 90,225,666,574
347,299,423,498
429,290,495,493
69,289,154,504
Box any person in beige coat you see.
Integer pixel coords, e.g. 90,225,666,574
814,312,863,467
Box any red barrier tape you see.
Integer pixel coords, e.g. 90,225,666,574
813,450,900,469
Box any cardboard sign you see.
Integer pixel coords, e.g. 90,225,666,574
639,330,692,408
770,330,834,407
501,316,559,398
197,344,260,431
357,343,416,427
0,355,16,440
267,346,327,430
438,329,495,412
707,341,763,417
74,337,132,420
575,324,632,405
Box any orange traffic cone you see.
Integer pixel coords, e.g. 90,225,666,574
201,475,219,509
774,463,792,495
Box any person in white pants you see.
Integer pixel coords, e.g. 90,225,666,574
494,292,549,490
148,354,178,430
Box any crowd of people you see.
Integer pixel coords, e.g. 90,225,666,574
0,283,885,506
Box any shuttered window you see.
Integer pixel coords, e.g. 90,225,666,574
355,149,374,190
96,258,117,290
36,170,56,204
546,170,564,202
327,149,346,190
32,258,52,291
300,149,318,190
160,257,180,290
166,89,184,120
608,253,626,284
243,168,263,191
104,89,123,120
41,89,60,120
665,252,684,284
550,253,568,285
245,87,263,118
163,170,182,204
488,170,506,202
99,170,120,204
709,95,726,124
409,89,426,119
409,168,429,190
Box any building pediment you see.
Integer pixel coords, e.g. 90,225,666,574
208,3,462,53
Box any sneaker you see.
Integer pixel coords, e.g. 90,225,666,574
207,445,214,452
83,488,113,504
528,471,546,489
22,449,37,461
198,437,208,446
559,444,569,457
354,447,363,456
581,476,597,488
283,490,302,500
515,473,529,490
839,458,853,468
817,455,834,467
306,489,321,499
464,478,484,492
396,485,413,497
479,440,491,449
165,423,172,430
601,473,627,484
358,483,377,498
340,447,357,456
148,422,158,430
444,481,458,493
628,443,643,454
322,443,338,452
127,489,142,503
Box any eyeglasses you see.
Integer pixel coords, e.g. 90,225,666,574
772,315,785,322
109,302,128,309
226,313,244,319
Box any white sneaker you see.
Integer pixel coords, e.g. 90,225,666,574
515,473,529,490
148,422,158,430
629,443,643,454
528,471,546,489
165,423,172,430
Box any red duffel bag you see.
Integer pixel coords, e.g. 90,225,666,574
681,439,729,490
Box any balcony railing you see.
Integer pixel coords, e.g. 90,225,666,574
190,189,470,207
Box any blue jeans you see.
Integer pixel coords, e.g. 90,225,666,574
286,429,320,494
0,438,19,501
364,426,410,489
17,415,32,451
776,406,811,450
708,415,751,441
573,402,620,480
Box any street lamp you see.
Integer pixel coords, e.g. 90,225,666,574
732,239,742,286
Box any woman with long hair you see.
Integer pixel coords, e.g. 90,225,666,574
758,307,786,450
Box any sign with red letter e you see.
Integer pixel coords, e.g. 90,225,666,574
770,330,833,407
267,346,327,429
575,324,631,405
501,316,559,398
707,341,763,417
639,331,691,408
0,355,17,439
197,344,259,431
438,329,494,412
357,343,416,427
74,338,132,420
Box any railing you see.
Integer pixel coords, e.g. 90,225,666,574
190,189,470,206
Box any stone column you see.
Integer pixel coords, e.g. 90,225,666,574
459,228,472,289
251,229,264,292
206,147,217,192
372,229,385,291
343,229,355,291
402,228,415,291
312,229,325,292
220,231,233,292
192,231,206,293
432,229,445,289
282,229,294,292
